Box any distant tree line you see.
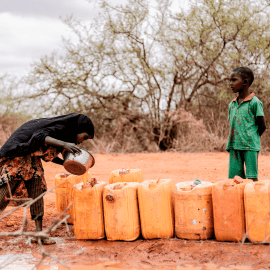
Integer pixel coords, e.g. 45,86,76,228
2,0,270,152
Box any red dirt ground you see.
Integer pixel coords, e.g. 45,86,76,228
1,152,270,269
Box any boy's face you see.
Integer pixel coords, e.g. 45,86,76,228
229,72,245,93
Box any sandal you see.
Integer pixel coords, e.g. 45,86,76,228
31,237,56,245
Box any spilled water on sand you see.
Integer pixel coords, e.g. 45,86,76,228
0,253,254,270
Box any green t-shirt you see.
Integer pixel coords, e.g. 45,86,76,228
226,94,264,151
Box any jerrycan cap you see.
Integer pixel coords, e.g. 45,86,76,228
90,177,97,187
82,177,97,189
193,179,202,185
233,176,244,184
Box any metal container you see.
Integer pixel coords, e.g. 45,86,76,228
62,148,95,175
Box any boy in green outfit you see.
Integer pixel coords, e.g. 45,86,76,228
227,67,266,181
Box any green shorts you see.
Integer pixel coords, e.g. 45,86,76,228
228,150,259,179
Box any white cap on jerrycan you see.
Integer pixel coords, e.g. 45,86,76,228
174,180,214,240
175,180,213,191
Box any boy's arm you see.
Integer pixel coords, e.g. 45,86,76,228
256,116,266,136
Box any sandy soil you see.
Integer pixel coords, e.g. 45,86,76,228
1,152,270,269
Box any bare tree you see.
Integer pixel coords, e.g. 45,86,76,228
22,0,270,151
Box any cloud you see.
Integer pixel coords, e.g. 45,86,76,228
0,0,188,76
0,12,78,75
0,0,100,75
0,0,98,20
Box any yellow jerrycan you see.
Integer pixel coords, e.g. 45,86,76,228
212,176,252,242
72,176,106,240
55,171,91,224
109,169,143,184
138,179,174,239
244,180,270,243
103,182,140,241
55,173,70,215
174,180,214,240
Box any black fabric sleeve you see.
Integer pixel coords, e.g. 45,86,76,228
0,124,67,158
51,157,64,165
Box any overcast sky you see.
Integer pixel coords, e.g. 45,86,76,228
0,0,188,76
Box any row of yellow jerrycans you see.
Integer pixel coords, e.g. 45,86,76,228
55,169,270,243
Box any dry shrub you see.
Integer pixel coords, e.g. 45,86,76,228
171,110,227,153
0,113,32,202
0,123,12,147
82,109,228,154
173,128,228,153
0,113,29,147
0,109,266,155
82,124,158,154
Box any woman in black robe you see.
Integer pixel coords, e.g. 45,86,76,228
0,113,94,244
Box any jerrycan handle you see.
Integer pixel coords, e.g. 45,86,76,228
105,193,114,202
149,182,157,189
60,173,70,178
254,181,265,190
119,168,130,175
222,183,232,190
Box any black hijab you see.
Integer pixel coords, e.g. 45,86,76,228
0,113,94,158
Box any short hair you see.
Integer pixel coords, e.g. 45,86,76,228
232,67,254,86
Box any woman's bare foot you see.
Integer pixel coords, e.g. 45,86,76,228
31,237,56,245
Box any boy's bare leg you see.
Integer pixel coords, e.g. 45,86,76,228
244,151,259,182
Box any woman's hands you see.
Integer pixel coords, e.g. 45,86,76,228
44,136,82,155
62,142,82,155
